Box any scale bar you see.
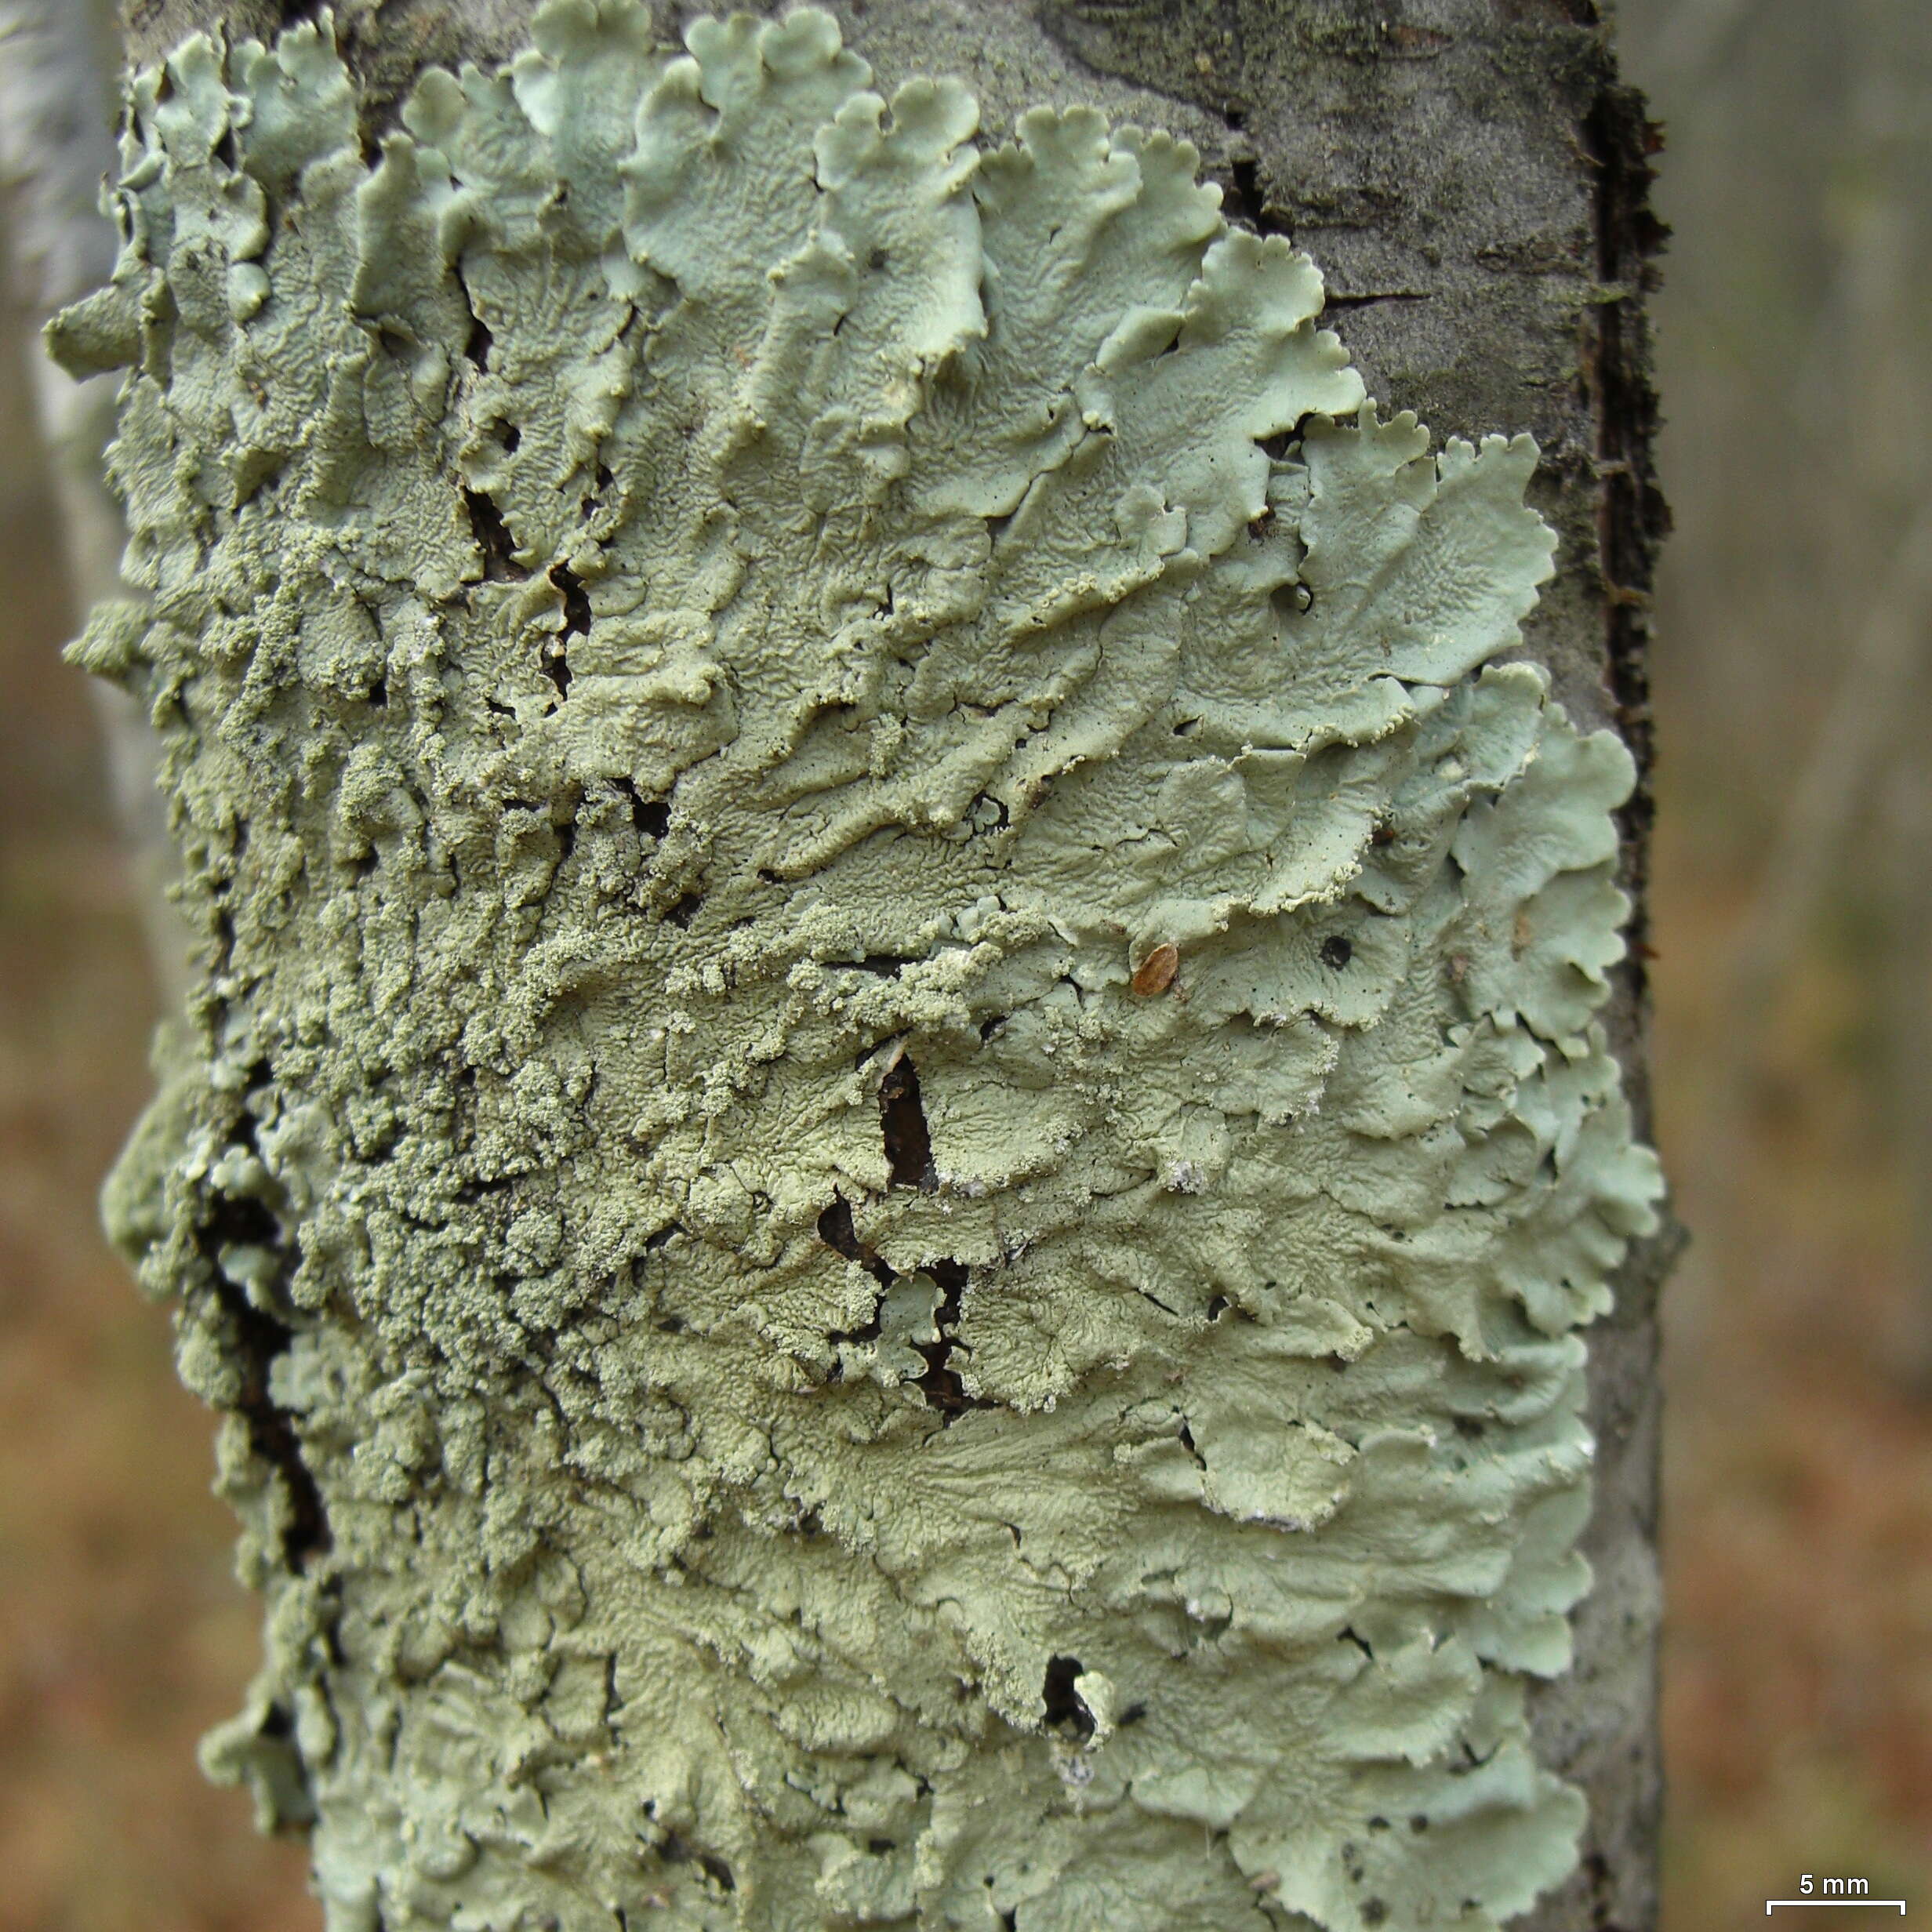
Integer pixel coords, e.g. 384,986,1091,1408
1766,1905,1905,1915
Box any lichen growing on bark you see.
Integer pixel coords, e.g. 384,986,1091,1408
54,5,1663,1927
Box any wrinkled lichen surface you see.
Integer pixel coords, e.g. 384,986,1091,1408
54,5,1663,1927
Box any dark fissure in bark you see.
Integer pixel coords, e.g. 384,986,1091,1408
1582,82,1670,987
613,776,670,839
1221,155,1278,237
819,1194,897,1350
880,1053,938,1192
462,307,492,372
544,561,589,699
463,484,528,583
1041,1653,1096,1741
814,1059,991,1418
911,1255,986,1420
656,1827,736,1894
195,1187,330,1567
878,1055,952,1395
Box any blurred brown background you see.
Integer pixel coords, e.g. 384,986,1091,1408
2,1,1930,1925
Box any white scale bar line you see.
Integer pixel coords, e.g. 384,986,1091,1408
1766,1905,1906,1915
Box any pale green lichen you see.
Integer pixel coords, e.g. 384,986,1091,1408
56,5,1663,1927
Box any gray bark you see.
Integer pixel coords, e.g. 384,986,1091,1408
111,2,1673,1926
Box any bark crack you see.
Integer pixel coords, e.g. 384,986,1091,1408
1581,83,1670,992
196,1185,330,1567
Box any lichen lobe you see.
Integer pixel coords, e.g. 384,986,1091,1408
58,5,1663,1928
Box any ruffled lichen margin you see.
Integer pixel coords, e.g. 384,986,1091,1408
52,5,1664,1927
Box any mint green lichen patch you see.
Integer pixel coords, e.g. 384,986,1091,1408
56,5,1662,1927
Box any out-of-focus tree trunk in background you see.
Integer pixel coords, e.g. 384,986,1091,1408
1661,0,1932,1386
1843,0,1932,1390
0,1,118,562
1615,0,1932,1908
0,0,187,1007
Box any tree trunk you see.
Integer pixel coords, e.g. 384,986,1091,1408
0,0,191,1001
77,2,1671,1927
